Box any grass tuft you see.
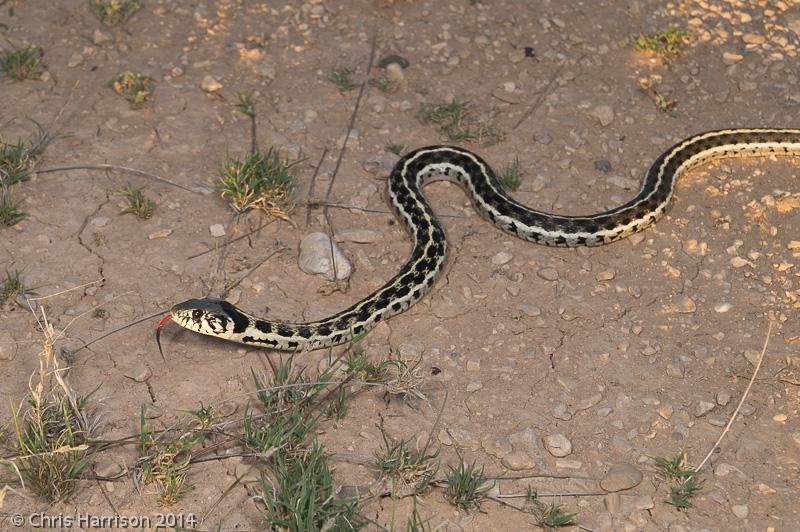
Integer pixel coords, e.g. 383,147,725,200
444,454,493,510
639,76,678,117
1,269,25,302
417,99,503,144
120,183,155,219
328,66,357,92
108,71,152,109
0,45,44,81
526,487,577,527
235,90,256,117
374,420,440,497
0,191,24,227
634,26,691,66
217,147,297,217
0,125,53,187
650,450,703,509
258,443,363,530
91,0,141,26
499,156,522,191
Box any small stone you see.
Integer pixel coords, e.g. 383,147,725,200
482,436,512,458
658,405,674,419
731,504,749,519
587,104,614,127
385,62,405,85
124,365,151,382
666,357,685,378
742,349,761,366
722,52,744,65
148,229,172,239
209,224,226,237
600,463,643,492
95,460,123,478
695,400,715,417
201,75,222,92
466,381,482,392
537,267,559,281
502,451,537,470
92,29,113,46
595,269,615,281
677,296,696,314
594,159,612,173
729,256,751,268
576,393,603,411
716,391,731,406
466,358,481,372
516,303,541,317
555,458,582,469
91,216,110,227
543,433,572,457
67,52,83,68
491,251,513,266
553,403,573,421
298,232,353,281
714,302,732,313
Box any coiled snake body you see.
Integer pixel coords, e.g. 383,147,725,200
157,129,800,352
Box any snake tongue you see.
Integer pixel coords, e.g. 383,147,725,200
155,314,172,360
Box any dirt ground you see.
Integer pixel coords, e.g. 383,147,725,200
2,0,799,530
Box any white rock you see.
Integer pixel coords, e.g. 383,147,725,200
201,75,222,92
543,433,573,457
588,104,614,127
298,232,353,281
731,504,749,519
209,224,226,237
491,251,513,266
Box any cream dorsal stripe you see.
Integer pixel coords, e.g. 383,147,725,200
156,128,800,352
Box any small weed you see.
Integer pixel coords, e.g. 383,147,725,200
374,420,440,497
4,381,97,502
234,90,256,117
345,348,389,382
383,353,426,400
217,147,297,217
329,66,357,92
405,496,435,531
0,45,44,81
417,100,503,144
639,76,678,117
445,454,493,510
0,191,24,227
634,26,691,66
91,0,141,26
369,74,395,93
108,71,152,109
0,125,53,186
137,407,204,506
258,443,363,530
1,269,24,302
650,450,703,509
386,143,406,156
324,387,348,421
121,183,155,219
499,156,522,191
526,487,577,528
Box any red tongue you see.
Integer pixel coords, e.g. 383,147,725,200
155,314,173,359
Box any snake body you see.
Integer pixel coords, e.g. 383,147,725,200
162,129,800,351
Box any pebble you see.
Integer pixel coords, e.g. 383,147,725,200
335,229,382,244
124,365,151,382
466,358,481,371
67,52,83,68
594,159,612,173
502,451,537,470
716,391,731,406
94,460,124,478
676,296,696,314
695,400,715,417
553,403,573,420
298,232,353,281
543,433,572,457
91,216,110,227
537,267,559,281
600,463,643,492
658,405,674,419
666,357,685,378
148,229,172,239
385,62,405,85
92,29,113,46
516,303,541,317
201,75,222,92
714,302,732,313
595,269,615,281
482,436,512,458
729,256,751,268
722,52,744,65
491,251,513,266
587,104,615,127
743,349,761,366
731,504,749,519
466,381,482,392
576,393,603,411
209,224,226,237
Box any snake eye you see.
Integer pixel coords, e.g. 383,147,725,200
192,309,203,320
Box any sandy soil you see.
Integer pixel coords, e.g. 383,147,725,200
2,0,799,530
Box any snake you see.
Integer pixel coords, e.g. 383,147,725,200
156,128,800,353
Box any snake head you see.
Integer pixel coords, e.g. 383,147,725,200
168,299,239,339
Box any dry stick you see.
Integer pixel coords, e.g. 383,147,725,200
511,61,566,131
186,218,277,260
206,212,241,298
304,147,329,228
692,320,773,476
321,33,378,281
70,309,167,353
36,165,199,194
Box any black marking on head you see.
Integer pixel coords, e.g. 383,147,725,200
219,301,250,334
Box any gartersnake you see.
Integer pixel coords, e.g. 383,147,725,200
157,128,800,352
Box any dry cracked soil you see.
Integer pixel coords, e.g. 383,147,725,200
1,0,800,531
